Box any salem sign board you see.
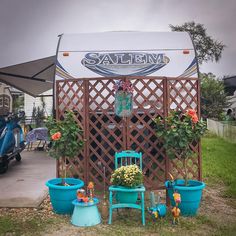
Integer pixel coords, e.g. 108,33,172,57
81,52,170,76
56,32,197,80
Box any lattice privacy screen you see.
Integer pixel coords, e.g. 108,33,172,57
56,76,201,190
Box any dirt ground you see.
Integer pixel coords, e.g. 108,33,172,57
1,184,236,236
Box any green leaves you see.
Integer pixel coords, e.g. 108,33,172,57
154,111,207,161
45,111,84,160
200,73,230,120
170,21,225,64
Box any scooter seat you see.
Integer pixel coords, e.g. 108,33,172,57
0,118,6,136
0,127,6,138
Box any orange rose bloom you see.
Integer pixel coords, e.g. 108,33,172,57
51,132,61,141
187,109,196,117
191,114,199,123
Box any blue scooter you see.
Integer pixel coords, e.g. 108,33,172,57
0,111,25,174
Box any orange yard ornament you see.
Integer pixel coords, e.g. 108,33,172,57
87,181,95,202
172,191,181,224
172,206,181,224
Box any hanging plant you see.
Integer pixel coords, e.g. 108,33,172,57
113,80,134,117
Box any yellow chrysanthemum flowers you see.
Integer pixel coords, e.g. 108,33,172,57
110,164,143,187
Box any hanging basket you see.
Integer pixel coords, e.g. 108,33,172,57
115,90,133,117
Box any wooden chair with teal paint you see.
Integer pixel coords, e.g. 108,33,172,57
108,150,146,226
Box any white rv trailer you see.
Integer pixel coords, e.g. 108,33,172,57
54,32,200,187
55,32,198,110
0,31,198,97
56,31,197,81
0,31,198,114
0,32,201,187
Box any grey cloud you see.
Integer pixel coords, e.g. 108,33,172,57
0,0,235,77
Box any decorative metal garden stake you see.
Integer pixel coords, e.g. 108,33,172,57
87,181,94,203
77,189,86,202
148,191,167,220
97,162,109,220
172,191,181,225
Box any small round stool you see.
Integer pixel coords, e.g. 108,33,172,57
71,198,101,227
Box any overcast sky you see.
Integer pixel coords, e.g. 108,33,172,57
0,0,235,78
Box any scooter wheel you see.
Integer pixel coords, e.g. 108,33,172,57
0,161,8,174
15,153,21,162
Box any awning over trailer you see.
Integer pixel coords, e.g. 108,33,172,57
0,56,56,97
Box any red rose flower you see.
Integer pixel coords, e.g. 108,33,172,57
186,109,197,118
192,114,199,123
51,132,61,141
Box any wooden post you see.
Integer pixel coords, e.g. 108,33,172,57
163,77,170,205
84,80,89,186
197,79,202,181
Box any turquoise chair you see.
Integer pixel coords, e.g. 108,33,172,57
108,150,146,226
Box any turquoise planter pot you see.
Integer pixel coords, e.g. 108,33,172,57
116,187,139,203
165,179,205,216
46,178,84,214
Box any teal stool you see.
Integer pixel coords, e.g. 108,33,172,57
71,198,101,227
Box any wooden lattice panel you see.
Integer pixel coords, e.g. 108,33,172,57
56,80,86,180
56,76,201,190
167,78,200,180
127,77,166,189
168,79,198,112
87,79,125,189
169,143,200,180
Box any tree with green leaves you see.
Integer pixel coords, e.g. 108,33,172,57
12,94,24,113
31,97,47,127
155,109,206,185
200,73,230,119
46,111,83,184
170,21,225,64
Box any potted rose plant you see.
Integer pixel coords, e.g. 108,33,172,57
45,111,84,214
110,164,143,203
155,109,207,216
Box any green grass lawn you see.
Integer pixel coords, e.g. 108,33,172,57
0,215,64,236
202,133,236,198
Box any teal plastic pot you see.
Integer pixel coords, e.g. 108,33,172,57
116,186,139,203
46,178,84,214
165,179,205,216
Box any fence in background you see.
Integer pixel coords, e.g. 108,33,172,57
207,119,236,143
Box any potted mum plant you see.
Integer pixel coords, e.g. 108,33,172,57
110,164,143,203
45,111,84,214
155,109,207,216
